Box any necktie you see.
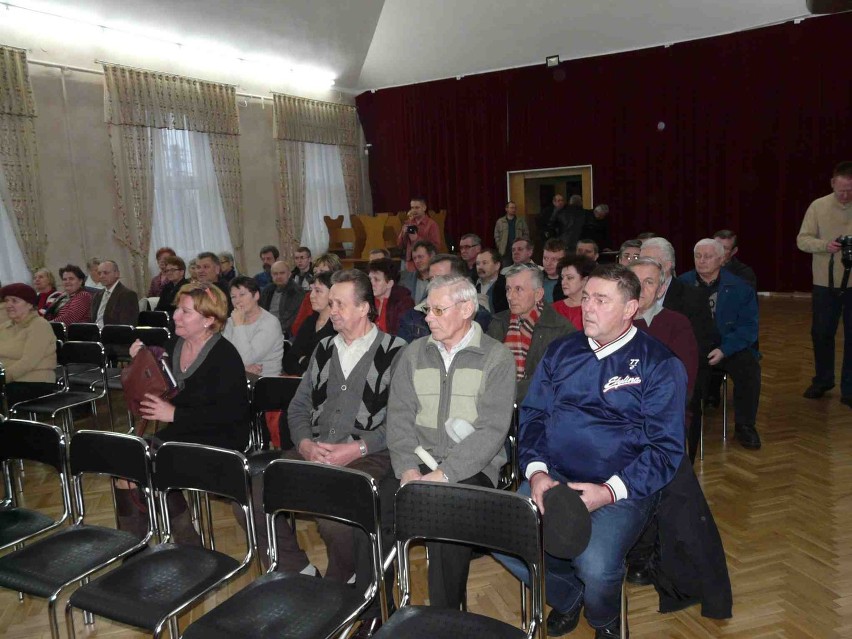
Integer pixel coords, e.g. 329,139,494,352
96,289,111,327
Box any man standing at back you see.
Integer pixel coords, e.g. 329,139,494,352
397,197,441,271
495,201,530,266
798,161,852,405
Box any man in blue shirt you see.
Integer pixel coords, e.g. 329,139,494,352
499,263,686,638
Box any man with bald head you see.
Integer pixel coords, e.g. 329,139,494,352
89,259,139,328
260,260,305,337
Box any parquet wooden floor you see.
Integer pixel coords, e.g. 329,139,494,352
2,296,849,638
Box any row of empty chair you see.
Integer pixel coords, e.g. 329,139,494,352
0,422,545,639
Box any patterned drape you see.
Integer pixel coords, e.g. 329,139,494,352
0,45,46,269
273,93,363,254
275,140,305,264
102,63,242,290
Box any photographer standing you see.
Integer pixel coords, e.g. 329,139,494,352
397,197,441,272
797,161,852,406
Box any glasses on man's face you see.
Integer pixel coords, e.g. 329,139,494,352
621,254,640,262
422,301,462,317
164,267,181,273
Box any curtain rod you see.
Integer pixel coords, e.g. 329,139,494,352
95,59,238,89
27,58,269,101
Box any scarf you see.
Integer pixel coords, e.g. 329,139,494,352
504,301,543,379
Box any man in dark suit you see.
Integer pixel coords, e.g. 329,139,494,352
550,194,588,253
538,193,565,245
474,248,508,314
90,260,139,327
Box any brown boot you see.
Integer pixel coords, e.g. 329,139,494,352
114,487,149,540
166,492,202,546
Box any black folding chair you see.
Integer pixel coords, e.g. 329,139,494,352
0,431,154,639
498,403,521,491
0,363,7,419
49,321,67,342
67,323,101,342
137,310,169,328
66,442,256,639
182,459,385,639
134,325,172,348
373,482,546,639
0,420,71,552
10,341,111,434
248,375,301,456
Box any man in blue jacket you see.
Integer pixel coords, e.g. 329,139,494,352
679,238,761,450
500,264,686,639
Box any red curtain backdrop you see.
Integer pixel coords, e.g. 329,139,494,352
357,13,852,292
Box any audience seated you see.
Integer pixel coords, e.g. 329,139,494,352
553,254,596,330
148,246,176,296
187,257,199,282
154,255,190,316
218,251,238,284
397,196,441,272
487,264,574,402
90,260,139,328
282,271,336,376
383,273,515,614
84,257,104,293
458,233,482,282
679,239,761,450
714,229,757,290
255,244,279,288
45,264,93,325
32,267,61,316
368,248,390,261
503,238,538,273
474,248,508,314
224,276,284,377
246,269,406,587
398,240,436,305
368,258,414,336
542,238,567,303
291,246,314,291
494,200,530,266
0,283,57,407
397,254,492,343
259,260,304,338
289,252,342,336
617,239,642,265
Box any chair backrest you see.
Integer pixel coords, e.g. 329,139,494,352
1,419,66,471
70,430,152,485
67,323,101,342
137,310,169,328
395,481,541,570
50,321,68,341
251,376,301,413
101,324,136,347
59,341,107,368
134,326,171,348
264,459,379,533
0,364,6,418
154,442,251,506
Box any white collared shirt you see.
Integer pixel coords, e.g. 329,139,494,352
333,324,378,379
96,280,120,328
430,323,476,371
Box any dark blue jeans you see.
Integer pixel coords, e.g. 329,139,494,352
811,285,852,396
495,480,657,629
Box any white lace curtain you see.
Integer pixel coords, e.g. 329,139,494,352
0,162,31,284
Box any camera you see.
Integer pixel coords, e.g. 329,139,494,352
838,235,852,268
406,225,418,234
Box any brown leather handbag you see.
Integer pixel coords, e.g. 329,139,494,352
121,347,177,421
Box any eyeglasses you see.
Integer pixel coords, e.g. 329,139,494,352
422,301,462,317
164,267,182,273
620,254,640,261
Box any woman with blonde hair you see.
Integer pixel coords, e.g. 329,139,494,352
32,268,61,316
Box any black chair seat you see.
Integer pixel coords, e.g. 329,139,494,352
247,449,284,476
182,572,363,639
69,543,240,630
70,368,122,389
373,606,526,639
14,390,102,415
0,525,140,598
0,508,56,548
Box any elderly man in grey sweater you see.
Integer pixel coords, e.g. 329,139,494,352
385,273,516,611
248,269,406,583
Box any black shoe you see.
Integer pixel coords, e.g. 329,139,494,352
625,564,652,586
594,619,627,639
841,397,852,408
735,424,761,450
803,384,834,399
546,606,582,637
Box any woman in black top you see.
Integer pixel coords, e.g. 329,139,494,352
282,271,336,375
119,282,249,542
154,255,190,316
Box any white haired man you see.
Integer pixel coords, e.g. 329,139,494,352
679,239,761,450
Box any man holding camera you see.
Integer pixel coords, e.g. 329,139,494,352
797,161,852,406
397,197,441,271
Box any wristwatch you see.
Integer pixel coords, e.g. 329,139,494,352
358,440,368,457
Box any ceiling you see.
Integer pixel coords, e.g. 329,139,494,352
11,0,815,92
